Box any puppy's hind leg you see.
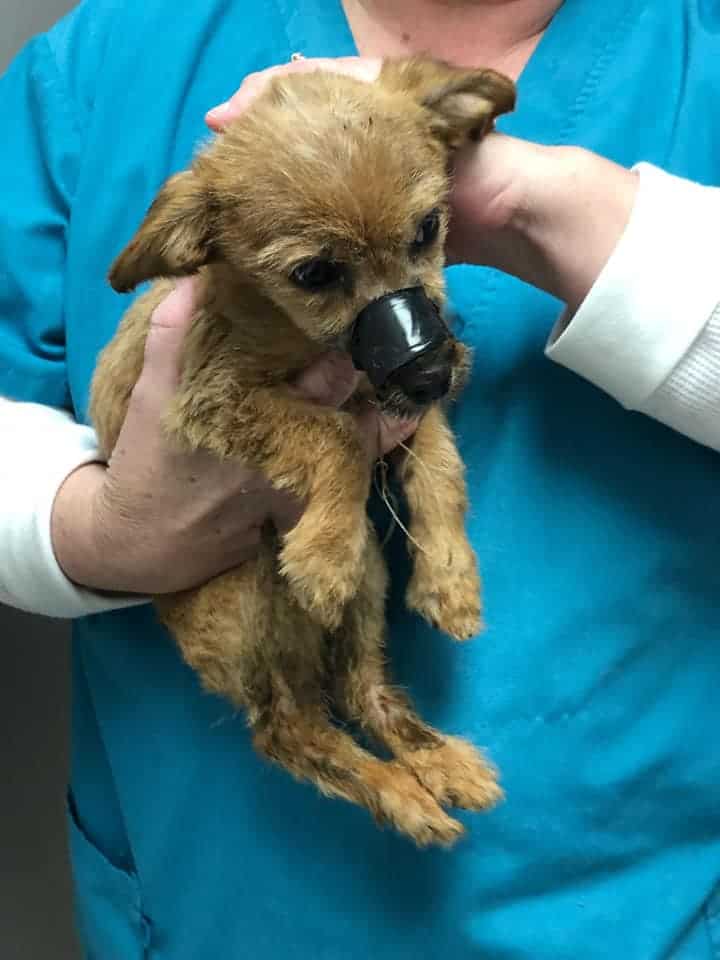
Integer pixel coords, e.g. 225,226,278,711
156,544,278,720
252,692,464,848
252,573,463,848
333,529,502,814
158,542,462,846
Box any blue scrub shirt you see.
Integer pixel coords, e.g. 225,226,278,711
2,1,720,956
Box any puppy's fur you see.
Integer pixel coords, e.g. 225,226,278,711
91,59,515,846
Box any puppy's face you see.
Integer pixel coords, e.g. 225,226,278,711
110,59,515,416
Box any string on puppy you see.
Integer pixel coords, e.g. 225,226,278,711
371,409,435,555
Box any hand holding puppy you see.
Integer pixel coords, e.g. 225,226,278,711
52,278,415,595
52,66,425,597
53,52,636,598
207,55,638,314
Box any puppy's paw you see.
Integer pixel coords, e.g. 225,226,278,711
406,545,483,641
280,537,365,630
402,737,502,812
374,762,465,848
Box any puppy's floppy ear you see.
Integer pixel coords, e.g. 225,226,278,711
381,57,516,149
109,171,216,292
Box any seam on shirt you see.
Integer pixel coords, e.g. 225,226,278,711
704,880,720,959
557,1,641,146
43,0,125,138
36,34,84,192
663,1,691,163
29,38,82,415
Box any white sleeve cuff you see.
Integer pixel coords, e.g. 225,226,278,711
546,163,720,451
0,398,149,618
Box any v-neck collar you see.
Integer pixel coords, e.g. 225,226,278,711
504,0,650,144
277,0,648,145
276,0,357,59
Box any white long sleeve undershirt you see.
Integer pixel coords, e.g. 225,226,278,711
0,399,148,617
546,163,720,452
2,163,719,619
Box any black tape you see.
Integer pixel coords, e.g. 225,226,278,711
350,287,449,388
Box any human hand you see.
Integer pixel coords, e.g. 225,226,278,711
51,278,415,596
207,58,637,314
447,133,639,313
205,56,381,130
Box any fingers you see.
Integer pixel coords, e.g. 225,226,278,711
376,414,419,459
355,403,419,461
121,278,198,449
269,490,306,537
206,57,382,131
291,351,418,456
293,351,360,407
137,277,197,395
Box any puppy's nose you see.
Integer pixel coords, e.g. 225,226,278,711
389,355,452,405
350,286,449,388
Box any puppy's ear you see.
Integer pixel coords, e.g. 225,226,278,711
381,58,516,150
109,171,216,292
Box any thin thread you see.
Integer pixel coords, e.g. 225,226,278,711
366,402,442,553
394,438,448,529
373,459,427,554
396,438,445,479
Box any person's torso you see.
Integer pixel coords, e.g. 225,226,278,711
57,1,720,956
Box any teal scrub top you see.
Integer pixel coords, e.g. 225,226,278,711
2,1,720,957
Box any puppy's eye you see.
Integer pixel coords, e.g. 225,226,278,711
411,209,441,252
290,258,343,291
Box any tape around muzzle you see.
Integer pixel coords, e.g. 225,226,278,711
349,287,450,388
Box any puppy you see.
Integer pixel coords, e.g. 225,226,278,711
90,58,515,846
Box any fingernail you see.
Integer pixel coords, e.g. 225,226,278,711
169,276,196,300
398,418,419,441
206,102,230,122
152,276,196,321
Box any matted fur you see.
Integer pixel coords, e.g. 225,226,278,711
90,58,515,846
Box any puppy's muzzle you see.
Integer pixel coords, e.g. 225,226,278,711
350,287,452,404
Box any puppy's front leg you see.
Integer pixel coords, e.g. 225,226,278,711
399,405,483,641
169,385,371,630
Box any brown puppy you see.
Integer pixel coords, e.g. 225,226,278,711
90,58,515,846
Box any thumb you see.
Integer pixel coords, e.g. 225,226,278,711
138,277,198,394
355,404,419,461
206,57,382,131
294,351,360,407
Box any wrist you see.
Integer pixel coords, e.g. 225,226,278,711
506,144,639,310
51,463,135,594
449,136,639,312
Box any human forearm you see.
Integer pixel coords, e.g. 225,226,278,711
451,135,720,451
0,398,147,617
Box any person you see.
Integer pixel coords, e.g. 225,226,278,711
1,1,719,956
